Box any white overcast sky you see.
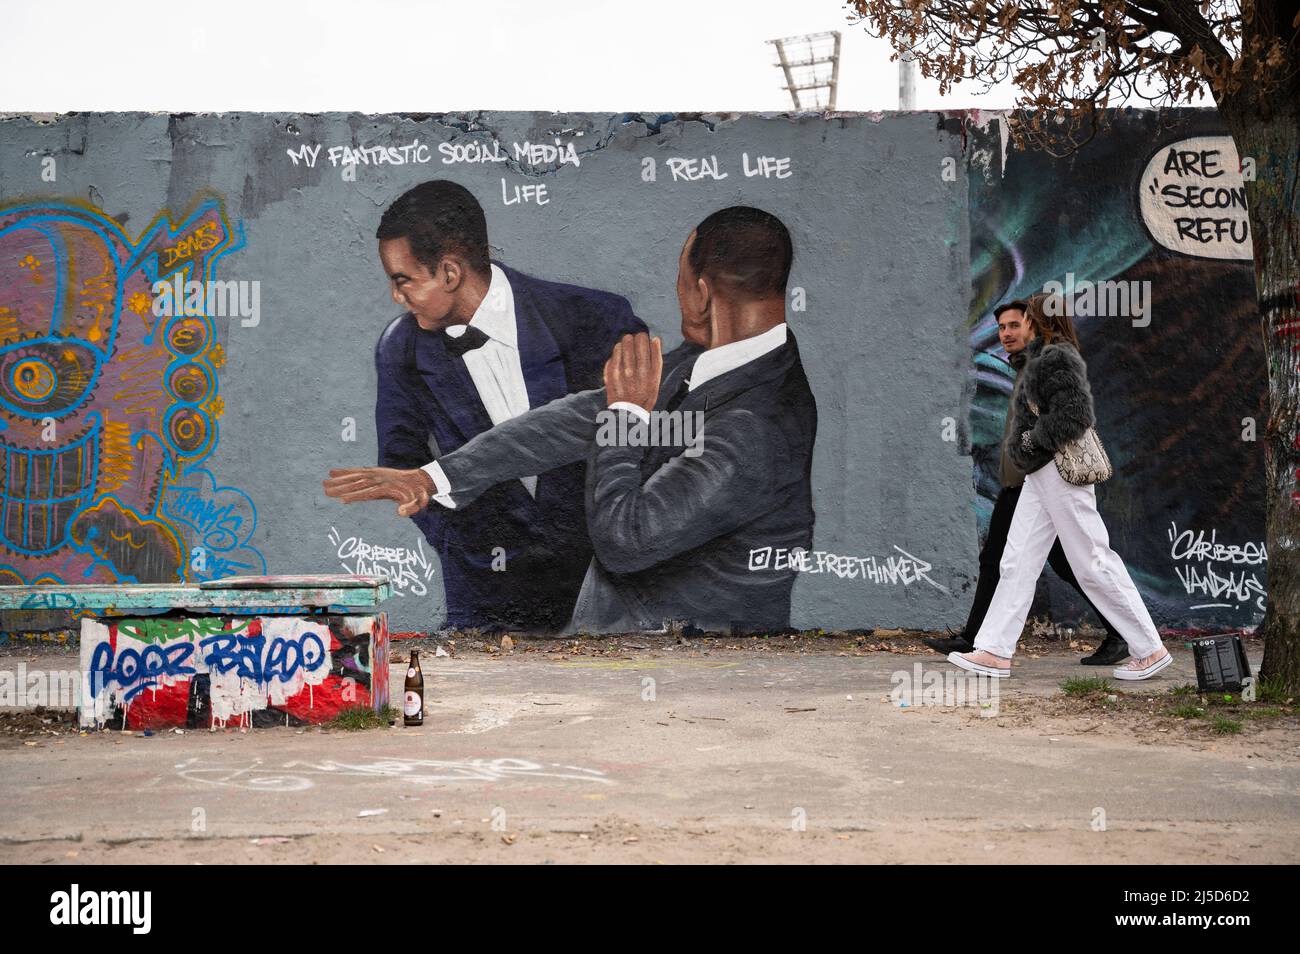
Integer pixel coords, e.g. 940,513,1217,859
1,0,1025,112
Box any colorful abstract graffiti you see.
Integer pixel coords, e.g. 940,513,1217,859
965,111,1265,630
79,612,389,729
0,197,265,605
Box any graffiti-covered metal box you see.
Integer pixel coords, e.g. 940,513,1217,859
79,612,390,729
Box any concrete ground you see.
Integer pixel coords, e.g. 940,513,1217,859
1,635,1297,864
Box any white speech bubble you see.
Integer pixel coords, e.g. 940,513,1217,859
1138,136,1252,261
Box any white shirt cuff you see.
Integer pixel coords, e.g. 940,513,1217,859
608,401,651,425
420,461,457,510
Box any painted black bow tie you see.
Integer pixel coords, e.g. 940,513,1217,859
444,325,490,358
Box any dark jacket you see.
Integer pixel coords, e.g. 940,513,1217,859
374,262,646,629
1005,336,1096,476
577,333,817,633
435,334,818,633
997,348,1030,489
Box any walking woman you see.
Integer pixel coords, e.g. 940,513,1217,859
948,293,1172,681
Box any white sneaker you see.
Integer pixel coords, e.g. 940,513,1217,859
1113,650,1172,681
948,651,1011,679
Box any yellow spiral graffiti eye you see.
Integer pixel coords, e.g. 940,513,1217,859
167,406,210,454
11,358,56,401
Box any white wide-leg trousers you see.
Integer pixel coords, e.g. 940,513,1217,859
972,462,1163,660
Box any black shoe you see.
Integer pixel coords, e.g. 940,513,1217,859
1081,633,1129,666
922,628,974,655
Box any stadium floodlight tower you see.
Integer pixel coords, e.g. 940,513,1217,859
767,30,841,111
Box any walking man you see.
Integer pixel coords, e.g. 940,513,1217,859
923,299,1128,665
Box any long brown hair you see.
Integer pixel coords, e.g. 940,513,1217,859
1025,292,1081,350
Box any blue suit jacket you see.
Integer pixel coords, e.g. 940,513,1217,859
374,262,646,629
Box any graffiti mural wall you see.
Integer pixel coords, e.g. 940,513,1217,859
965,110,1264,633
0,109,1266,635
0,195,264,610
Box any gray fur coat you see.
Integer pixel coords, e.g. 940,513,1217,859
1005,336,1096,475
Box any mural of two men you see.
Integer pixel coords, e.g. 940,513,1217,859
324,181,817,635
363,181,643,631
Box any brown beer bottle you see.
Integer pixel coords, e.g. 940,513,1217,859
403,649,424,726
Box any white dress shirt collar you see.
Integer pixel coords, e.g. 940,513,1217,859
688,322,788,391
444,263,517,348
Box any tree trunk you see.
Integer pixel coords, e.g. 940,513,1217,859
1219,75,1300,694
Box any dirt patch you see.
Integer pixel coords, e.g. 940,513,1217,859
943,677,1300,755
3,818,1292,865
0,706,81,746
0,636,79,657
389,621,1141,663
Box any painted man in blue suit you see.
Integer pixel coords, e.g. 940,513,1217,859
365,180,645,630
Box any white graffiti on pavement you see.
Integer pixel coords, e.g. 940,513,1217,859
177,756,613,790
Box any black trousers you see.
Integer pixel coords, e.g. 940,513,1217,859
962,484,1121,640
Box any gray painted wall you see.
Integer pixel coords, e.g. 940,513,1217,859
5,109,1205,635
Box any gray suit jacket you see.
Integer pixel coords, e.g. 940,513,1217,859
436,336,818,633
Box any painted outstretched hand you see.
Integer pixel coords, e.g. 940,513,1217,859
323,466,436,518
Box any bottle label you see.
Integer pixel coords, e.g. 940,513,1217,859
407,667,416,679
404,691,422,718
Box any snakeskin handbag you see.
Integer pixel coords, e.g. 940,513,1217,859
1028,401,1113,486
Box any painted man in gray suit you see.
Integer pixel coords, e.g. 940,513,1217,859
326,207,818,633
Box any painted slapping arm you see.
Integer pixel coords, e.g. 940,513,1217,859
434,387,609,508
